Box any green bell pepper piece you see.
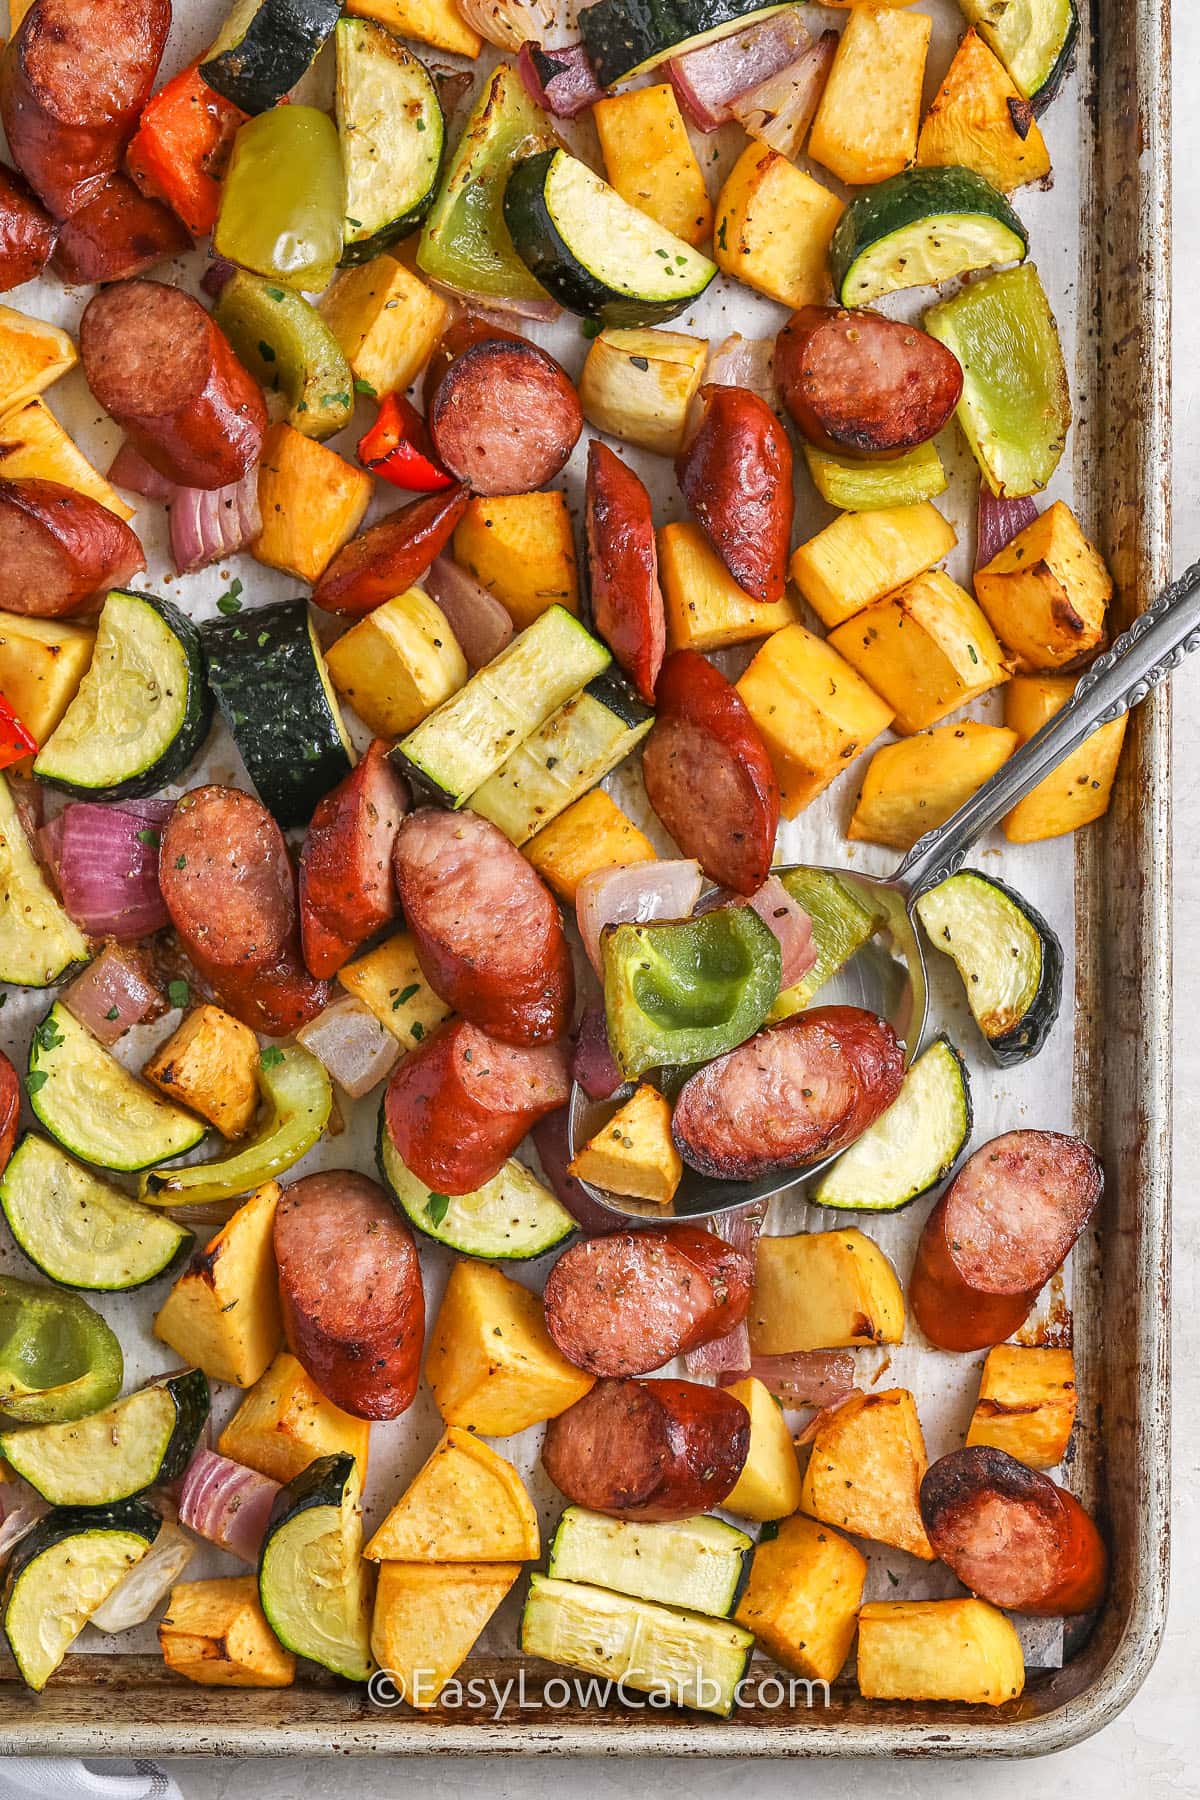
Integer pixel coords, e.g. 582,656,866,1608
215,270,353,440
602,909,782,1080
215,106,344,294
0,1275,122,1424
138,1046,332,1206
417,64,556,308
769,870,884,1020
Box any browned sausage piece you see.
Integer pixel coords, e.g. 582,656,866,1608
671,1005,906,1181
0,477,144,616
909,1130,1102,1352
541,1377,750,1521
274,1171,425,1421
920,1446,1108,1616
0,0,171,219
675,385,792,603
80,280,267,491
428,338,583,496
774,306,964,458
543,1226,754,1377
584,440,664,706
0,161,55,290
299,740,409,979
421,312,523,411
51,173,192,286
393,807,574,1044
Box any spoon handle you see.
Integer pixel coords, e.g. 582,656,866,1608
895,555,1200,899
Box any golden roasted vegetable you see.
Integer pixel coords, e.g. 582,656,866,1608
0,305,77,417
856,1598,1025,1703
0,611,94,769
569,1083,682,1206
325,587,468,738
319,253,450,395
799,1388,934,1560
659,520,796,652
721,1377,804,1522
143,1004,261,1139
735,1513,866,1683
789,504,957,630
847,720,1018,851
966,1345,1077,1468
714,145,842,308
337,929,453,1048
736,622,894,817
0,399,133,519
371,1562,521,1707
809,4,931,185
364,1426,539,1562
579,327,708,456
1002,674,1127,841
918,28,1050,191
425,1259,595,1436
750,1229,905,1354
347,0,480,54
974,500,1111,671
594,84,713,247
218,1351,370,1481
803,440,948,512
159,1576,296,1689
253,424,372,584
153,1182,282,1389
524,788,655,904
453,492,578,630
829,569,1010,734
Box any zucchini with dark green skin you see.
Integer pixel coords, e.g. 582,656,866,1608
916,870,1063,1065
957,0,1078,109
810,1036,972,1212
0,1274,123,1425
259,1453,373,1681
201,0,341,113
0,1370,209,1507
580,0,791,84
547,1509,752,1617
336,18,444,262
828,166,1028,308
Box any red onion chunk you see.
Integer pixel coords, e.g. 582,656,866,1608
530,1108,621,1234
668,10,811,130
728,875,816,990
109,440,177,505
200,257,236,300
169,466,261,575
792,1387,862,1445
518,41,605,117
179,1449,281,1564
576,859,704,974
90,1522,196,1633
0,1484,49,1566
571,1005,625,1101
730,31,838,159
457,0,560,51
976,481,1039,569
705,334,779,412
427,277,560,323
725,1350,857,1409
423,555,515,669
52,801,172,939
296,995,401,1099
62,941,166,1045
684,1202,763,1377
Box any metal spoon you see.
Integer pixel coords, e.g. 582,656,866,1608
569,556,1200,1222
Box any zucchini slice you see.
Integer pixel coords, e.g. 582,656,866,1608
259,1453,373,1682
548,1509,752,1618
377,1106,574,1260
215,272,354,442
504,149,717,328
468,672,653,845
810,1037,972,1212
916,869,1063,1065
336,18,444,263
0,1134,193,1291
0,1370,209,1508
0,1274,123,1426
201,0,341,113
3,1501,160,1690
0,770,89,987
771,868,884,1019
828,166,1028,307
33,591,212,802
521,1574,754,1716
28,1004,207,1175
958,0,1079,107
201,600,354,829
580,0,792,84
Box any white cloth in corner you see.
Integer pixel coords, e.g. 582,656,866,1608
0,1761,183,1800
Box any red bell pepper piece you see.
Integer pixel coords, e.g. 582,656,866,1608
0,695,36,771
126,64,247,238
358,392,454,493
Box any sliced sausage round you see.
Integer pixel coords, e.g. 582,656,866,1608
909,1130,1102,1351
51,173,192,286
0,1049,19,1177
274,1171,425,1421
920,1446,1107,1616
543,1226,754,1377
642,649,779,895
585,440,664,706
676,385,792,603
80,280,266,492
0,478,145,617
422,312,523,410
0,161,55,290
383,1017,570,1195
393,807,574,1044
312,487,469,619
428,338,583,496
299,741,409,979
672,1005,906,1181
541,1377,750,1521
775,306,964,457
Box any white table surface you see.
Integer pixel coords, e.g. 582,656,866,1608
151,14,1199,1795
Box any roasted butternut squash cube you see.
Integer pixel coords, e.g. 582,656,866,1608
966,1345,1077,1468
371,1561,520,1708
847,720,1018,851
594,85,713,247
803,440,948,512
159,1576,296,1689
337,928,453,1048
721,1377,803,1522
660,520,797,652
0,305,77,417
750,1229,905,1354
1002,673,1127,841
325,586,468,738
0,399,133,519
364,1427,539,1562
790,504,958,630
0,611,94,769
856,1598,1025,1703
346,0,480,55
568,1083,682,1206
254,423,372,583
735,1514,866,1683
142,1003,260,1138
453,493,578,631
153,1182,282,1389
425,1259,595,1436
218,1350,370,1480
524,788,655,904
829,570,1010,734
714,145,842,308
800,1388,934,1560
918,29,1050,192
319,254,450,396
809,5,931,185
974,500,1111,671
580,327,708,457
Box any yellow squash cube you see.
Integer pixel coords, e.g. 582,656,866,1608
569,1083,682,1206
153,1182,282,1389
580,327,708,457
974,500,1111,671
714,145,842,308
594,85,713,247
751,1229,905,1354
346,0,480,55
218,1351,370,1480
524,789,655,904
159,1577,296,1689
918,28,1051,192
0,305,77,417
254,423,372,583
721,1377,804,1522
319,254,449,397
803,440,948,512
847,720,1018,851
337,929,453,1047
425,1260,595,1436
800,1388,935,1560
809,4,932,185
856,1598,1025,1703
660,520,796,652
325,586,468,738
0,399,133,519
142,1003,261,1138
1002,673,1127,841
966,1345,1077,1468
0,611,94,768
829,570,1010,734
371,1562,521,1708
453,493,578,631
364,1427,539,1562
790,504,958,630
735,1514,866,1683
